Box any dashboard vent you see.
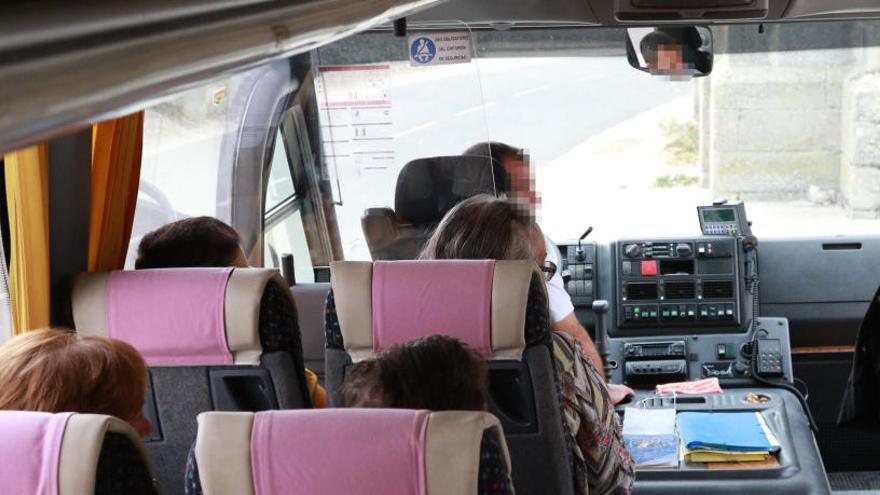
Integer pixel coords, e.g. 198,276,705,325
648,243,671,257
703,280,734,299
665,281,696,299
626,282,658,300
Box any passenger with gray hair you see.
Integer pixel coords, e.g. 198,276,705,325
421,195,635,495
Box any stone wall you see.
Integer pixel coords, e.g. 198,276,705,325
701,23,857,201
840,70,880,217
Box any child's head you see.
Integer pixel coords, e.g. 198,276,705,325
341,335,488,411
135,216,247,269
0,329,151,437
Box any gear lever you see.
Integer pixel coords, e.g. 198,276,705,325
575,226,593,261
591,299,611,381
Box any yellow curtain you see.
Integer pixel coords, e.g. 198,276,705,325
3,145,50,334
0,112,142,333
89,112,144,272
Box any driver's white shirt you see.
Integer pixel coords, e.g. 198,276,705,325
545,235,575,323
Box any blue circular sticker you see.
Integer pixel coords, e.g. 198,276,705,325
410,37,436,64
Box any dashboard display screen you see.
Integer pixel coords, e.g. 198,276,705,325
702,208,736,223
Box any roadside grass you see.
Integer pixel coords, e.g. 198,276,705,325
654,173,699,188
661,119,698,166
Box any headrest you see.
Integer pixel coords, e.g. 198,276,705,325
72,268,289,366
330,260,532,361
394,156,496,225
360,208,435,260
195,409,508,495
0,411,153,495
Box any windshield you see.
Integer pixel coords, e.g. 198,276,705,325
315,22,880,260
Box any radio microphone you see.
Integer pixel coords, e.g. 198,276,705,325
576,226,593,261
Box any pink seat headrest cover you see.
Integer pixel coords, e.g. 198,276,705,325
0,411,72,495
371,260,495,357
106,268,234,366
251,409,430,495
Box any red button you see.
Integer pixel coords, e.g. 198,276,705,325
641,260,657,276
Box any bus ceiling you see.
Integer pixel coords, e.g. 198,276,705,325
402,0,880,29
0,0,445,156
5,1,880,155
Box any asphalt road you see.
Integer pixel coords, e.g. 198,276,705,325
389,56,692,166
332,56,694,259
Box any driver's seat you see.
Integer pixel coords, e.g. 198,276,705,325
361,155,497,260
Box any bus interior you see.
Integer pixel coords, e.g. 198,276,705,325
2,0,880,493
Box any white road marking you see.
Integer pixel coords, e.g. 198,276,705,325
513,84,552,98
393,120,437,139
454,101,496,117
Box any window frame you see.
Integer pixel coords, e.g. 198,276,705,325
261,103,335,273
263,124,304,232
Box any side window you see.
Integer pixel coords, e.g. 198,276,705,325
264,128,315,283
126,81,236,268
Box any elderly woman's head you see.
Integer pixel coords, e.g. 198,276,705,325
420,195,537,261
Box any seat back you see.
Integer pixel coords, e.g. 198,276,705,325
290,282,331,382
361,156,497,260
72,267,310,493
0,411,156,495
325,260,574,495
192,409,511,495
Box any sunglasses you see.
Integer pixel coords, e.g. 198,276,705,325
540,261,557,281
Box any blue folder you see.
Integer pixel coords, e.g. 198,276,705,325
676,412,780,452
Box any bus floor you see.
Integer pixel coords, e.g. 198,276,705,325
828,471,880,493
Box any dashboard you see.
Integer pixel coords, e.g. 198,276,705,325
559,235,788,389
554,203,794,389
547,203,880,488
562,235,748,332
614,238,743,331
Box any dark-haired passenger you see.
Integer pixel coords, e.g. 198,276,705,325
341,335,488,411
136,216,325,408
135,216,248,269
340,335,511,495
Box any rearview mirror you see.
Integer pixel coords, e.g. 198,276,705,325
625,26,713,78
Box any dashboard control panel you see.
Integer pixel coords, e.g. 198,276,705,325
562,243,596,307
607,317,794,388
615,237,743,331
625,359,688,385
623,340,687,360
622,341,689,385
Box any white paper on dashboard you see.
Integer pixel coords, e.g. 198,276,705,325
622,407,676,436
